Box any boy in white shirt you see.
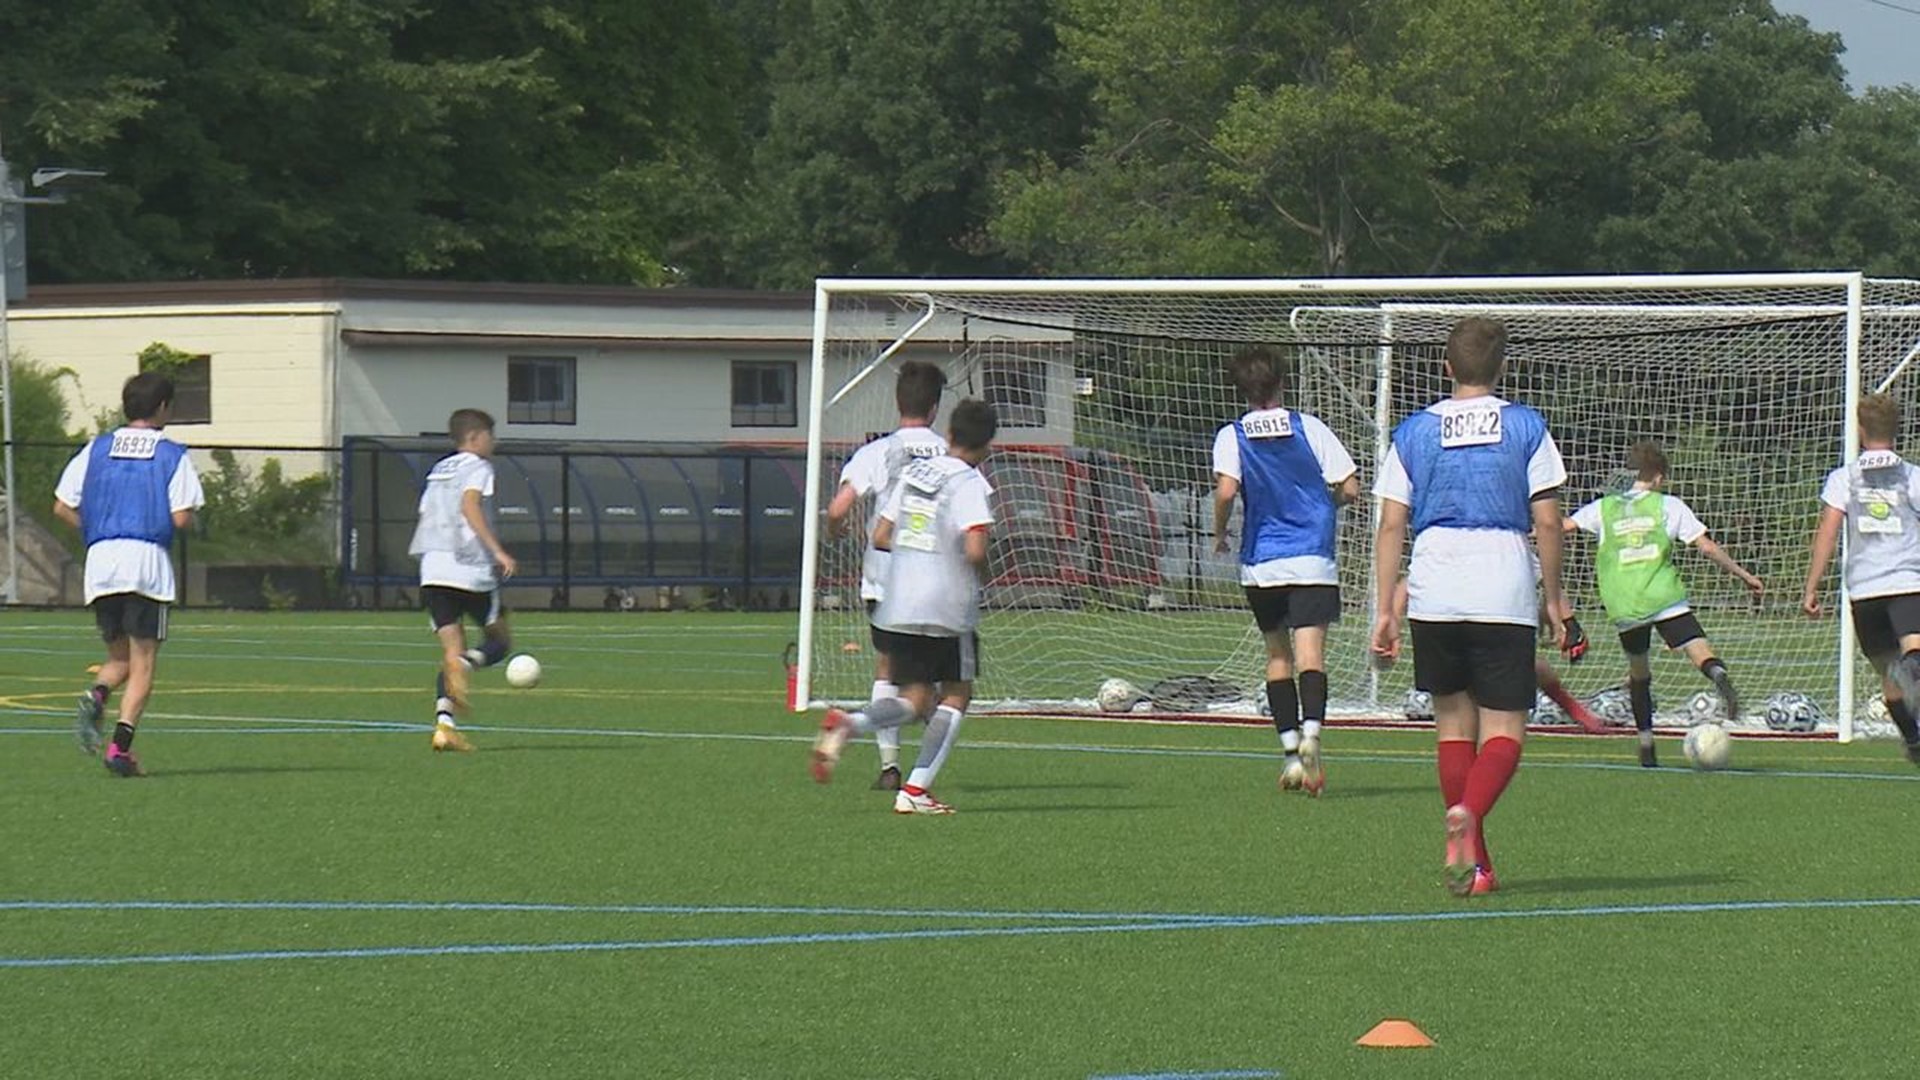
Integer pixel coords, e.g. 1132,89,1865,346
409,408,518,752
56,372,206,778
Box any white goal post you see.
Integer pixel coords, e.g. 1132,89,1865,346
798,273,1920,742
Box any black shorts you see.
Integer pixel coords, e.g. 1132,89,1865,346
872,628,979,686
1618,612,1706,656
92,593,168,643
1851,593,1920,664
1409,620,1536,712
422,585,505,631
1244,585,1341,633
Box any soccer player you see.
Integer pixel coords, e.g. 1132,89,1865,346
55,371,206,778
408,408,518,753
1370,317,1576,897
811,399,997,814
1210,345,1358,795
824,360,949,790
1802,393,1920,765
1566,440,1764,767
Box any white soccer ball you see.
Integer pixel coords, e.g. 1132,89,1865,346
1097,678,1144,712
1586,686,1635,728
1763,691,1822,733
1532,691,1564,725
1687,690,1726,726
1403,689,1434,721
1684,722,1732,771
1866,693,1891,726
505,654,542,689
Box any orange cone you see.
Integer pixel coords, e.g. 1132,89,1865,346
1356,1019,1436,1048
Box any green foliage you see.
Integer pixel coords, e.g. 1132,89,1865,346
0,356,86,538
194,449,333,564
136,341,196,377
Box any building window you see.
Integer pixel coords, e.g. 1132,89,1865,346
170,356,213,424
508,356,577,425
732,361,797,427
983,357,1047,427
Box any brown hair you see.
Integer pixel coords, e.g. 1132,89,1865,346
1445,317,1508,386
895,361,946,420
1860,392,1901,445
1228,346,1285,407
448,408,495,445
1627,439,1669,482
121,371,175,422
948,398,998,452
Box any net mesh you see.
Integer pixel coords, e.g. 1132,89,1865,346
806,279,1920,737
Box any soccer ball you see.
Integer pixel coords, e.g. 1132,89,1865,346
1586,686,1636,728
1763,692,1823,733
505,654,542,689
1403,689,1434,721
1866,693,1891,725
1684,722,1732,770
1532,691,1564,725
1687,690,1726,726
1097,678,1144,712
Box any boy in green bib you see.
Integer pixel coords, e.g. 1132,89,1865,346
1566,441,1765,766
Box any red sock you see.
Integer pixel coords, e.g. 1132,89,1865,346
1437,739,1475,808
1462,736,1522,823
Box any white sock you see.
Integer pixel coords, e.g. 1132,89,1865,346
872,681,902,767
1302,720,1323,742
1280,729,1302,754
906,705,964,790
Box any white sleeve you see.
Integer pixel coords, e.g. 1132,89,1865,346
1570,501,1603,534
1666,497,1708,544
1820,468,1849,512
879,477,905,524
952,475,995,531
170,454,207,512
838,442,880,495
1374,445,1412,506
1528,431,1569,496
1211,426,1239,481
1301,414,1358,484
465,458,495,496
54,448,90,507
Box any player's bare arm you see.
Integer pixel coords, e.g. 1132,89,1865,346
52,498,80,530
964,525,990,568
1531,491,1571,650
871,515,895,552
1693,535,1764,599
1330,473,1360,506
1371,499,1409,662
1801,505,1845,617
461,488,516,579
825,481,859,538
1211,473,1238,554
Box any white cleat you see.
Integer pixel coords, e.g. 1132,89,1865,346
1298,738,1326,798
1278,758,1307,792
893,788,955,815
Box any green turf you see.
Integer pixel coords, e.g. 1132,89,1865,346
2,611,1916,1078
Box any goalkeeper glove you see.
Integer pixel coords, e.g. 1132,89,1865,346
1562,616,1588,664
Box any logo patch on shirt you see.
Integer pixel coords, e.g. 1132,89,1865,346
108,430,160,460
1439,405,1503,448
1858,488,1905,534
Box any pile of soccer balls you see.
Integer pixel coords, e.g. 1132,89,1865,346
1097,678,1148,713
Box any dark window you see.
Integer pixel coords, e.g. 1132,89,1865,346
732,361,797,427
983,358,1047,427
508,356,577,425
169,356,212,424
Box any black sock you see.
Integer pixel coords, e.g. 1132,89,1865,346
476,638,509,667
1298,670,1328,730
1700,658,1728,683
435,671,447,698
1629,677,1655,734
1266,678,1299,744
1890,697,1920,745
112,722,136,753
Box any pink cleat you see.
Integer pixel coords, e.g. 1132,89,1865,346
104,744,146,778
1443,805,1478,897
810,708,853,784
1468,867,1500,896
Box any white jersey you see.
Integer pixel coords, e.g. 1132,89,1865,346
1820,451,1920,600
409,451,499,592
54,433,206,604
839,426,948,602
871,455,995,637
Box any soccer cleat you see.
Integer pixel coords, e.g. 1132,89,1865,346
431,723,475,753
103,745,146,778
1892,655,1920,715
1468,867,1501,896
75,691,104,756
1278,757,1306,792
893,788,954,815
1564,698,1607,735
1298,738,1326,798
871,764,903,791
1443,805,1477,897
1710,668,1740,724
810,708,852,784
441,656,471,715
1638,742,1659,769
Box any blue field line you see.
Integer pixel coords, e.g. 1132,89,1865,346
2,895,1916,971
1091,1071,1282,1080
0,898,1238,923
2,705,1917,783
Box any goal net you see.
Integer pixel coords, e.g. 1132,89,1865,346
799,275,1920,741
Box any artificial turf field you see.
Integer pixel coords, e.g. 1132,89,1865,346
2,611,1917,1079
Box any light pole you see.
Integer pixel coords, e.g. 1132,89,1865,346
0,130,104,603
